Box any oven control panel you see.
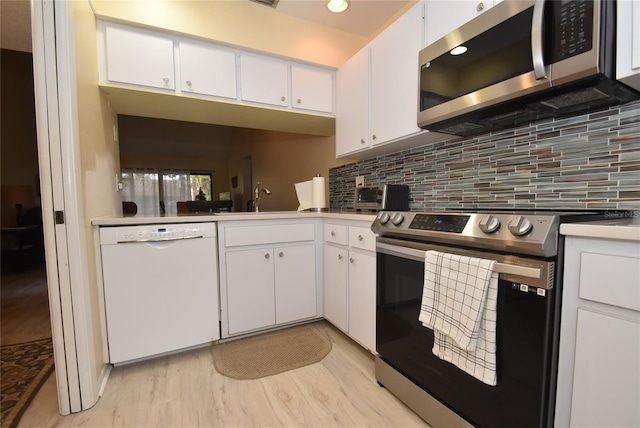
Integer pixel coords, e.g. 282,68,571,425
372,211,562,257
408,214,470,233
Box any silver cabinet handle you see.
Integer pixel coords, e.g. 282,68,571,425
372,134,377,140
265,253,270,259
297,98,301,104
477,2,484,12
358,235,364,241
338,254,343,260
349,257,355,264
331,231,336,237
163,77,169,84
279,252,284,258
532,0,547,79
186,80,192,86
281,96,286,102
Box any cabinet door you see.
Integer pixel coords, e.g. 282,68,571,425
324,244,348,331
240,54,289,107
425,1,494,46
291,65,334,113
274,244,317,324
225,248,275,334
370,2,423,146
336,47,370,156
105,23,175,90
348,250,377,352
570,309,640,427
616,0,640,91
179,40,237,99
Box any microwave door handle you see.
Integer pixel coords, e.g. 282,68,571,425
532,0,547,80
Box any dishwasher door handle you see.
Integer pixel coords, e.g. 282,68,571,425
117,235,204,244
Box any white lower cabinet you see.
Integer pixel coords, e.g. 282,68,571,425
324,220,377,352
323,244,348,331
556,234,640,428
225,248,276,334
274,243,318,324
219,220,322,338
347,249,376,352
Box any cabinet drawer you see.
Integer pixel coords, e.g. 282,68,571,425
579,251,640,311
324,224,347,245
349,226,376,252
224,223,315,247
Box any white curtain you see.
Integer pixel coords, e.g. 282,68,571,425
121,169,190,216
121,169,160,215
162,171,189,215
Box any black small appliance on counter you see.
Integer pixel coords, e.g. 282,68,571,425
354,184,409,212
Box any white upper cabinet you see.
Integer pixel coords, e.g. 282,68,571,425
425,1,496,46
291,65,334,114
240,54,334,113
99,20,335,125
336,47,370,155
104,23,175,90
178,39,237,99
617,0,640,91
370,2,424,147
336,2,425,158
240,54,290,107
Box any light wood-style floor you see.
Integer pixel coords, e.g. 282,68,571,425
7,266,429,427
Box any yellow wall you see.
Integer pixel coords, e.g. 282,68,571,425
91,0,368,68
74,0,121,378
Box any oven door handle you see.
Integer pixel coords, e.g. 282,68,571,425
376,242,543,280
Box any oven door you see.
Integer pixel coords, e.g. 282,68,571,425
376,240,558,428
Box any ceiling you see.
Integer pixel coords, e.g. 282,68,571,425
1,0,412,53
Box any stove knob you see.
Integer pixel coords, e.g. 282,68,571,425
377,211,390,225
391,212,405,226
478,214,500,234
508,215,533,236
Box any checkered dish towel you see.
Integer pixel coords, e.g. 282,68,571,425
418,250,499,386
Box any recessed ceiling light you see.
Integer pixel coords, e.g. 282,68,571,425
327,0,349,13
450,46,468,56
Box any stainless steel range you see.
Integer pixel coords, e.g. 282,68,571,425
372,210,619,428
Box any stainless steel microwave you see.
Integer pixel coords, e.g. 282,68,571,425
354,185,409,211
418,0,640,137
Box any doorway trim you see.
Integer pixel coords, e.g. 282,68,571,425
31,0,100,414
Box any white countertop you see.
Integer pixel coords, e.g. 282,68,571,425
560,216,640,242
92,211,378,226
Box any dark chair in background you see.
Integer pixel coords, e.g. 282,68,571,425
177,201,188,213
122,201,138,216
185,200,233,213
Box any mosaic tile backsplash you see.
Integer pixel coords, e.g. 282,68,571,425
329,100,640,211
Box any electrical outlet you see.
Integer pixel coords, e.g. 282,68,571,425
355,176,365,187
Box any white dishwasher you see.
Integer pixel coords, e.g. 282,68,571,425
100,223,219,364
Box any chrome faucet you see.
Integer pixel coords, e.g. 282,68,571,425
253,182,272,212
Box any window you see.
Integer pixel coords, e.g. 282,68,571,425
190,173,212,201
121,169,211,216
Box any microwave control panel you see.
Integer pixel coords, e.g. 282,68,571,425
551,0,594,62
